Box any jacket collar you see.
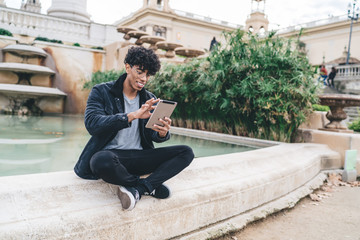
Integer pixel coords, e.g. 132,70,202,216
109,73,147,103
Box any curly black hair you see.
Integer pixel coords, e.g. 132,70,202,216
124,46,161,76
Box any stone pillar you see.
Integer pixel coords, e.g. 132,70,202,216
47,0,91,23
142,0,148,8
163,0,170,11
148,0,157,9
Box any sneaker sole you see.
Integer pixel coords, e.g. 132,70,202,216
117,186,135,211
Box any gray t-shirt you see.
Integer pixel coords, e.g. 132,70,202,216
104,94,143,150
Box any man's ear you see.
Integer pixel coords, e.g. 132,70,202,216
125,63,131,74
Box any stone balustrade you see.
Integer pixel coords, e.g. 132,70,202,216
336,64,360,81
277,14,347,34
333,64,360,94
0,6,122,46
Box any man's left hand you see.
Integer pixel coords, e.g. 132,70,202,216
153,117,171,138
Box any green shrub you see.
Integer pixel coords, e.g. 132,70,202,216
147,29,318,142
91,46,104,50
83,69,125,89
312,104,329,112
0,28,13,37
348,118,360,132
35,37,63,44
73,43,81,47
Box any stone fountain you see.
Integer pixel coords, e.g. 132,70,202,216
116,26,138,47
174,47,205,58
319,94,360,132
156,41,183,58
139,35,166,50
0,43,66,115
127,30,149,45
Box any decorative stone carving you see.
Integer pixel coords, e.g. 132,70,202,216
156,41,183,58
174,47,205,58
319,94,360,132
139,35,166,50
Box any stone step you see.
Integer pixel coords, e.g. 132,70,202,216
344,106,360,123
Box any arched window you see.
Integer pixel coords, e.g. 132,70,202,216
259,26,265,35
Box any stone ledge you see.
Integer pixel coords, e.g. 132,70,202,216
0,143,340,240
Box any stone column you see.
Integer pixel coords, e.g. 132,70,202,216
47,0,91,23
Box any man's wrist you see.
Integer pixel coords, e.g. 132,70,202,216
127,112,136,122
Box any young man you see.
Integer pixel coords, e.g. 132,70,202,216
74,46,194,210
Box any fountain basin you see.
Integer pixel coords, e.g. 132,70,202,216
0,62,55,75
319,94,360,132
0,84,66,115
139,35,166,50
0,143,340,239
175,47,205,58
0,83,66,97
116,26,138,40
2,44,48,58
156,41,183,58
127,30,149,45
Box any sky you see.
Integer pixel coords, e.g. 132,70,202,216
5,0,348,29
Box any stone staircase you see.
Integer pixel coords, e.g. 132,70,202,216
344,106,360,123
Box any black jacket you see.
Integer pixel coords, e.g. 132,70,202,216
74,73,170,179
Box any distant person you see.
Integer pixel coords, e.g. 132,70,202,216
209,37,218,51
74,46,194,211
327,66,336,88
318,65,328,85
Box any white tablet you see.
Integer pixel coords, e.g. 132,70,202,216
145,100,177,129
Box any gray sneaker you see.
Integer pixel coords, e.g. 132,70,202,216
117,186,140,210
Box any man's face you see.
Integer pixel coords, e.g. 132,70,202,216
125,64,151,91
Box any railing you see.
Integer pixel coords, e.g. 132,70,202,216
336,64,360,81
173,9,242,29
0,7,89,39
276,14,348,34
0,6,122,46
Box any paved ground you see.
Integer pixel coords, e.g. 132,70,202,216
217,176,360,240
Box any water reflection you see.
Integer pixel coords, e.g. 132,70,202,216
0,115,256,177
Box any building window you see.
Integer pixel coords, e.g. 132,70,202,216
139,26,146,32
153,25,166,38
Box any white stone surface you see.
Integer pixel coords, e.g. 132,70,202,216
0,143,340,239
47,0,90,23
0,7,123,46
0,83,66,97
0,63,55,74
3,44,48,57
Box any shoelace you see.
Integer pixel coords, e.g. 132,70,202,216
144,189,156,196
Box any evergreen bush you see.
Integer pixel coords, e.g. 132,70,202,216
312,104,330,112
34,37,63,44
0,28,13,37
91,46,104,50
83,69,125,89
147,29,318,142
348,119,360,132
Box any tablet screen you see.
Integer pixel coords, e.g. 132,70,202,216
145,100,177,129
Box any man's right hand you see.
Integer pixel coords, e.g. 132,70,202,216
127,98,160,122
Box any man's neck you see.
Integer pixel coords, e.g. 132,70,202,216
123,79,138,100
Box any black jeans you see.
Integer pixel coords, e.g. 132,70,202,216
89,145,194,192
